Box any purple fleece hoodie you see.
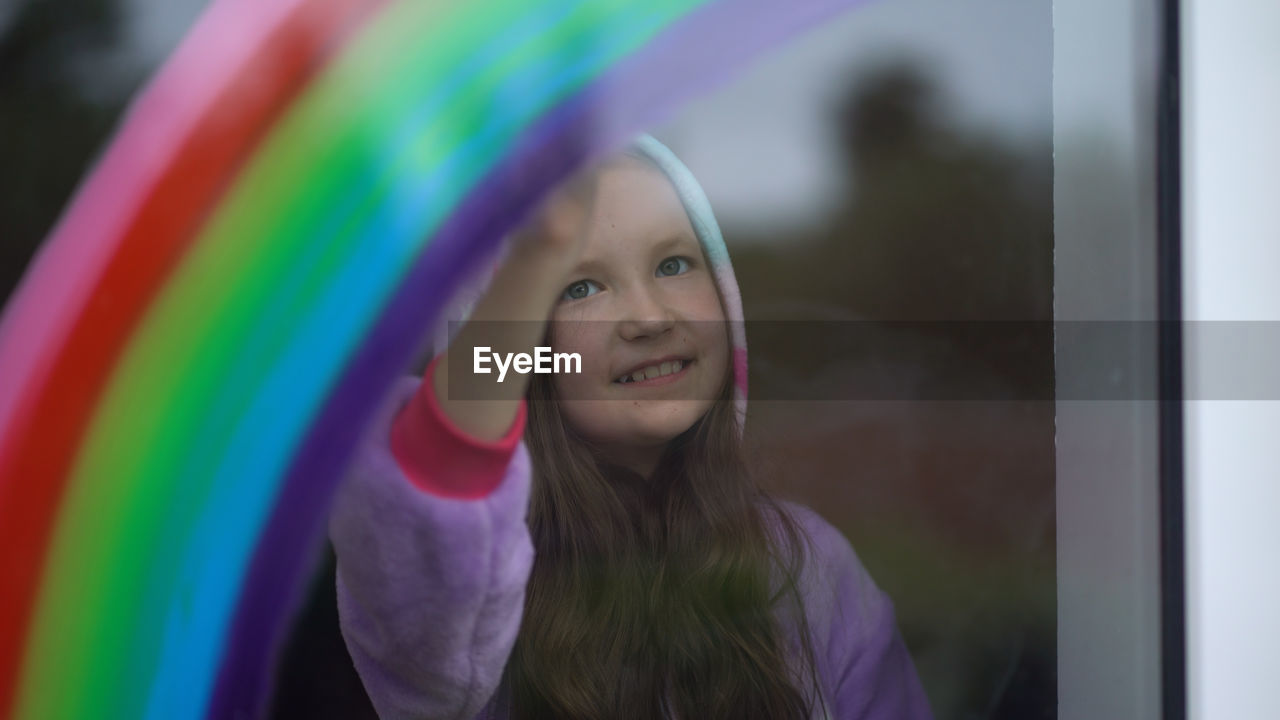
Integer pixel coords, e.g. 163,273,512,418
330,374,932,720
328,136,932,719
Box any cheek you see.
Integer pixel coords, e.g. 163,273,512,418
556,393,634,446
700,337,730,395
557,397,599,437
684,276,728,323
549,321,605,377
702,295,731,386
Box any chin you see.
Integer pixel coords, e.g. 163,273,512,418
561,397,713,449
617,401,709,444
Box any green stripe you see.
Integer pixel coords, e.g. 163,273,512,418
18,0,701,716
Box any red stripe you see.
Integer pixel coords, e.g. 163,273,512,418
0,0,388,713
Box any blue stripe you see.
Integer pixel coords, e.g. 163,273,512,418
136,2,671,718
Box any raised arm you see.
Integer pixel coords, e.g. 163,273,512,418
330,376,533,718
432,170,596,443
328,175,596,719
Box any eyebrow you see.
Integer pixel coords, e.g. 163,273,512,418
650,233,699,257
567,257,610,279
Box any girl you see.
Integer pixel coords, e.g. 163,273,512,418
329,136,932,719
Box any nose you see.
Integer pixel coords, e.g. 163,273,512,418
617,282,675,341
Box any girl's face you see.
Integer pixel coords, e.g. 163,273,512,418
548,157,729,467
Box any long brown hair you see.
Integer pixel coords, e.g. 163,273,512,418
499,348,827,719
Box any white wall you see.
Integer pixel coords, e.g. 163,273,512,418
1182,2,1280,719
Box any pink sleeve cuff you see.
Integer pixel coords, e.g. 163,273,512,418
390,354,527,499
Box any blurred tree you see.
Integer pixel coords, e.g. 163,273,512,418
731,61,1057,720
734,62,1054,395
826,63,1052,324
1,0,130,301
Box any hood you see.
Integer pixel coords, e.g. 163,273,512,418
433,134,748,431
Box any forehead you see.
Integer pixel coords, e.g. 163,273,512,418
581,156,697,251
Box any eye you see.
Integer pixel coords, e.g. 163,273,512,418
561,279,601,301
656,256,691,277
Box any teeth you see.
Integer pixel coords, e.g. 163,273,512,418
616,360,686,384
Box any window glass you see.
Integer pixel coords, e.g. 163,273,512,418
0,1,1171,718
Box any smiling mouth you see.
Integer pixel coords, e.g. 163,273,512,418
614,359,692,385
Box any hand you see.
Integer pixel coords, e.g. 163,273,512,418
430,169,598,440
507,168,597,272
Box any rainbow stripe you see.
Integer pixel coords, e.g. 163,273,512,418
0,0,862,717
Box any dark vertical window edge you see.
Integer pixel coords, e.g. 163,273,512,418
1156,0,1186,718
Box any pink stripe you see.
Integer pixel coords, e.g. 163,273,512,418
0,0,315,457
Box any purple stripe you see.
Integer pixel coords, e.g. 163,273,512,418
206,0,866,716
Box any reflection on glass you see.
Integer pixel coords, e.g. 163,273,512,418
658,14,1054,719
